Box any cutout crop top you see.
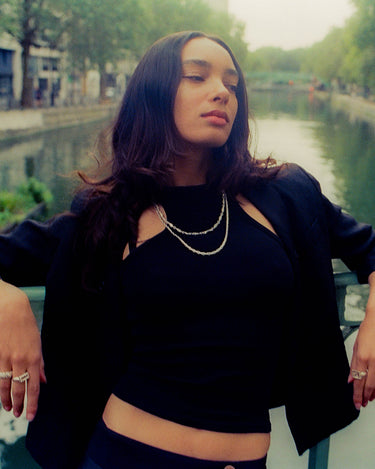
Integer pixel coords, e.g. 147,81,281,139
114,184,295,433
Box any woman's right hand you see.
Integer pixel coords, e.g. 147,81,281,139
0,280,46,421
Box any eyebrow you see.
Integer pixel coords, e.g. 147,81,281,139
181,59,239,79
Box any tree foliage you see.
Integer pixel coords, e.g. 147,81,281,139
3,0,375,103
248,47,303,73
138,0,249,68
58,0,144,98
1,0,251,104
301,27,348,83
349,0,375,90
244,0,375,95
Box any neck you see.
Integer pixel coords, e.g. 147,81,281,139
173,148,212,186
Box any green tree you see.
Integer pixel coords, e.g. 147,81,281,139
340,44,364,85
349,0,375,91
60,0,144,100
351,0,375,48
246,47,304,81
301,27,348,84
252,47,304,72
1,0,250,104
0,0,66,107
139,0,250,69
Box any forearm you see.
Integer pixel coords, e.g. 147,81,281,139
0,278,44,420
364,271,375,322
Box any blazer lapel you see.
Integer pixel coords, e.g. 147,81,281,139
242,181,299,272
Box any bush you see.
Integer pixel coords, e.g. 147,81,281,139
0,178,53,229
17,178,53,205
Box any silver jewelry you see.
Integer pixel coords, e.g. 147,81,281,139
12,372,30,383
155,192,226,236
0,371,13,379
154,192,229,256
351,369,368,380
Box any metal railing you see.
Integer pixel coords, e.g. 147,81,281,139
21,271,363,469
308,271,361,469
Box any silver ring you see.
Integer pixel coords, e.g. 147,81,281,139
0,371,13,379
12,372,30,383
351,369,368,380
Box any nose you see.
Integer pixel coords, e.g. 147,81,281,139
211,79,230,103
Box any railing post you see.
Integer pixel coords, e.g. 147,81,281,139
307,271,360,469
308,438,330,469
21,285,46,302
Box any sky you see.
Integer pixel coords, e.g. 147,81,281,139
228,0,355,50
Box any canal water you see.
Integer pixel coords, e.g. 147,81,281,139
0,90,375,468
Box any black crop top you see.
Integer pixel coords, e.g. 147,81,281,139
114,184,295,433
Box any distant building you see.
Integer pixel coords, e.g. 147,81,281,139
0,33,67,109
0,35,18,109
28,44,66,107
203,0,228,13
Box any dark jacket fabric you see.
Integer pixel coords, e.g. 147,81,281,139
1,164,375,468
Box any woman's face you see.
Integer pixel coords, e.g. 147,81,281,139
173,37,239,153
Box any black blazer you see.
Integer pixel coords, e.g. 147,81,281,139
1,164,374,468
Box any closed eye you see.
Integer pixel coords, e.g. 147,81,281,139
183,75,204,82
226,84,238,93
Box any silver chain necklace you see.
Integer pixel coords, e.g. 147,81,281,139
154,191,229,256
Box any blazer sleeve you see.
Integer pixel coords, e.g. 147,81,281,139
300,166,375,283
0,213,75,287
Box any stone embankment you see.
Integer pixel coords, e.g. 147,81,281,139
0,103,118,142
331,93,375,127
1,93,375,142
316,91,375,127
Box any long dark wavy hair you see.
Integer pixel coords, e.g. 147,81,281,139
76,31,278,290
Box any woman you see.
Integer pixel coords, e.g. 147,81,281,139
0,31,375,469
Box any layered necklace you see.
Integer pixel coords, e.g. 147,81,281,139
154,191,229,256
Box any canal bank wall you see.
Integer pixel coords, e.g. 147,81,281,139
0,103,118,142
1,92,375,143
316,91,375,128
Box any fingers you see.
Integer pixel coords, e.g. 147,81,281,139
0,354,44,420
0,283,44,419
39,357,47,384
351,369,375,409
363,366,375,405
11,366,27,418
352,372,366,410
350,351,374,409
26,364,41,421
0,365,13,412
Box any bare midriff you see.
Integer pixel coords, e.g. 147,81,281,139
103,394,270,461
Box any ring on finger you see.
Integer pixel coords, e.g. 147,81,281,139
351,369,368,380
12,372,30,383
0,371,13,379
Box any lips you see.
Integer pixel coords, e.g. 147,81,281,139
201,110,229,123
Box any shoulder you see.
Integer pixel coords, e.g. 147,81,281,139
272,163,321,192
267,163,324,209
70,189,95,215
243,163,327,228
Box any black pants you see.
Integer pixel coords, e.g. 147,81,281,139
80,419,267,469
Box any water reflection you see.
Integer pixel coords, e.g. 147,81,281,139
250,90,375,227
312,111,375,227
0,119,110,216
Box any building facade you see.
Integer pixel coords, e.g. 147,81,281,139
0,33,67,109
0,48,13,109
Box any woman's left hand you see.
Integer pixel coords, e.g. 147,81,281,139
348,272,375,409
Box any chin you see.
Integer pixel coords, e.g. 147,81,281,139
196,134,231,148
203,138,229,148
179,132,231,152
